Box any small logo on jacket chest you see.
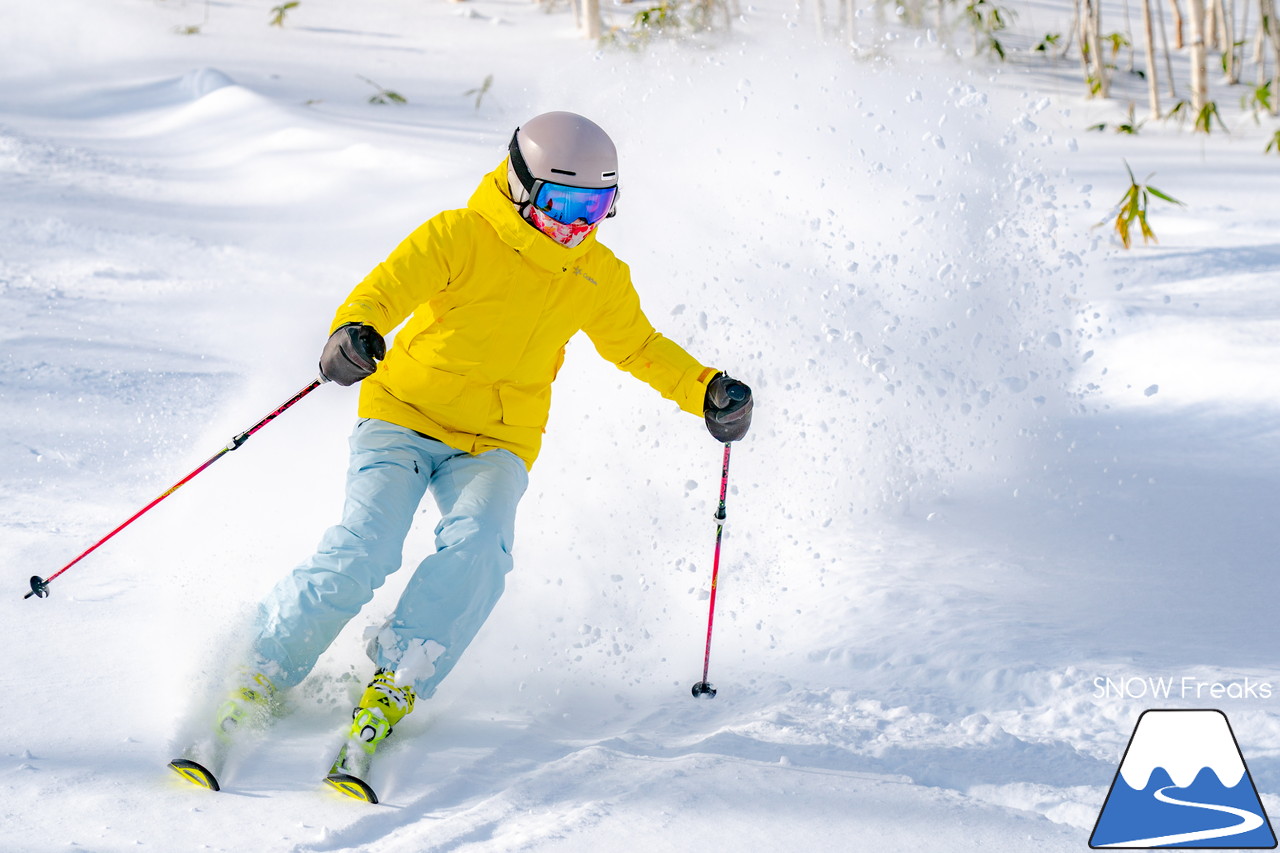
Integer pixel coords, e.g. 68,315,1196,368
570,266,599,286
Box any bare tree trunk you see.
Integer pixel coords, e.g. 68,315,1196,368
1168,0,1185,47
1077,0,1094,89
1221,0,1238,82
1187,0,1210,109
1240,0,1251,59
1254,25,1267,85
1158,0,1179,95
1266,0,1280,109
1123,0,1137,71
582,0,601,39
1252,0,1267,83
1142,0,1163,116
1085,0,1111,96
1273,4,1280,114
1062,0,1080,57
1205,0,1218,47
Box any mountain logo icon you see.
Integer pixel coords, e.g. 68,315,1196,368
1090,709,1277,848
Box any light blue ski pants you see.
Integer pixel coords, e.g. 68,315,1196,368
251,418,528,699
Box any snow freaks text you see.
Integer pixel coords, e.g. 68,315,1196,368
1094,677,1274,701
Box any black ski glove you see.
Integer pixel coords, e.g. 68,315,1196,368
704,373,753,443
320,323,386,386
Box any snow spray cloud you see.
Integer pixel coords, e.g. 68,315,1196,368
539,33,1098,515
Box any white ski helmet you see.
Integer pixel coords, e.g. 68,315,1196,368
507,111,619,220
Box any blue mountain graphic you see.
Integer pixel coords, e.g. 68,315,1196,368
1091,765,1277,848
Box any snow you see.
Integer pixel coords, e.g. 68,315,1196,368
1117,711,1245,790
2,0,1279,850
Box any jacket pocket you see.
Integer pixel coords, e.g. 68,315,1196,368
388,355,469,408
498,383,551,428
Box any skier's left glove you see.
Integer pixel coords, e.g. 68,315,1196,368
704,372,753,443
320,323,386,386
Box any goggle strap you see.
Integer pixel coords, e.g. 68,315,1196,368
508,129,536,197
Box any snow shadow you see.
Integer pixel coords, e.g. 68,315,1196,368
936,404,1280,671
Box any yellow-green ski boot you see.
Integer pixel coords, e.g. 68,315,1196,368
325,669,415,804
169,670,279,792
215,670,279,735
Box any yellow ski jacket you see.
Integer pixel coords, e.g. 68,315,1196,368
330,161,717,468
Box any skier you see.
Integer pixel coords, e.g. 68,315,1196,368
212,111,753,795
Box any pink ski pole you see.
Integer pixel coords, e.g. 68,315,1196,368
25,376,329,600
692,441,733,699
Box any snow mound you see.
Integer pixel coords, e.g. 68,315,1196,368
180,67,236,100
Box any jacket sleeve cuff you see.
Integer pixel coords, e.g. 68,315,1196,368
685,366,719,416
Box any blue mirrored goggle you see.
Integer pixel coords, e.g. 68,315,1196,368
532,181,617,226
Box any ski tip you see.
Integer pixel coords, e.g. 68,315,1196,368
168,758,221,792
325,772,379,804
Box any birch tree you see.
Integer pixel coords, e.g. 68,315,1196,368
581,0,601,39
1080,0,1111,96
1186,0,1211,110
1168,0,1186,45
1141,0,1162,116
1158,0,1179,96
1219,0,1239,83
1264,0,1280,110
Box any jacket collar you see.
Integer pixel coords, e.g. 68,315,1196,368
467,160,599,272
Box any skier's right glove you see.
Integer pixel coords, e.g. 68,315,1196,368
704,372,753,443
320,323,386,386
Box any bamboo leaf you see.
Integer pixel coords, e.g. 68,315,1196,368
1146,186,1184,205
1138,212,1156,244
1116,215,1132,249
269,1,299,27
1104,161,1181,249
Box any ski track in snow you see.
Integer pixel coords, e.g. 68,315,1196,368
2,0,1279,850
